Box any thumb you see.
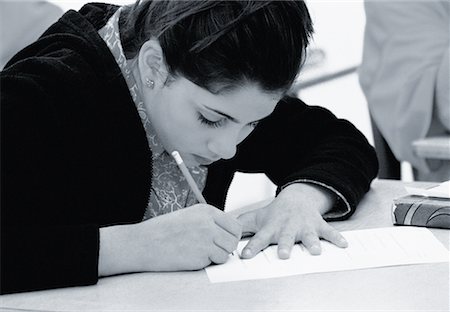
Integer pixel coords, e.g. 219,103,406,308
237,210,258,236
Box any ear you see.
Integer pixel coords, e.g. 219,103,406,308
136,39,169,88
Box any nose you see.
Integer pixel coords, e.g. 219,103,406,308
207,131,238,160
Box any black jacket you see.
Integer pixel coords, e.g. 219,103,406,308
1,3,378,294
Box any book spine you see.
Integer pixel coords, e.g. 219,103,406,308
392,200,450,229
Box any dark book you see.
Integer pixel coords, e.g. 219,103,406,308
392,195,450,229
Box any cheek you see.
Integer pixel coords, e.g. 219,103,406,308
237,126,254,144
169,108,209,147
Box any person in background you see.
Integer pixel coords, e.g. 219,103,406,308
0,1,63,69
359,0,449,182
1,0,378,294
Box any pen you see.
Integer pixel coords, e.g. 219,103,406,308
171,151,207,204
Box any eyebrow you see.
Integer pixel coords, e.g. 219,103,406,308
203,106,264,125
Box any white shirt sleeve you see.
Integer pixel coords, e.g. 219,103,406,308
358,0,449,173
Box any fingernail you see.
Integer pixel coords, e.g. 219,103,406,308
279,249,289,259
339,238,348,247
310,245,321,255
242,248,252,258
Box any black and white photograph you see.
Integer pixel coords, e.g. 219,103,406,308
1,0,449,310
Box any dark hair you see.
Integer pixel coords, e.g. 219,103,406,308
120,0,313,94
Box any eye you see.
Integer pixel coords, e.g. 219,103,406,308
197,113,227,128
248,121,260,128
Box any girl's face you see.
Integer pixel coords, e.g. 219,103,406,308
144,77,281,167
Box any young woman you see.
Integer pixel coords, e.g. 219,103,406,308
1,1,378,294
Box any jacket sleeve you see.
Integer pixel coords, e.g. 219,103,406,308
231,96,379,220
1,69,100,294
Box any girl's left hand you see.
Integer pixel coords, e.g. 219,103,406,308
237,183,348,259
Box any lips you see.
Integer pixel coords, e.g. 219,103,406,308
193,154,218,165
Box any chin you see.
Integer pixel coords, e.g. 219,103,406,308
183,159,198,168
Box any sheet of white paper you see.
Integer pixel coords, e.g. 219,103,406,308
405,180,450,198
205,227,449,283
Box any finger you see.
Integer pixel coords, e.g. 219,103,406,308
209,246,230,264
277,229,296,259
236,210,258,235
214,214,242,239
213,230,240,254
241,228,272,259
319,224,348,248
301,231,322,255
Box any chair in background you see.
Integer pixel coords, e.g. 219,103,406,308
413,136,450,160
371,120,401,179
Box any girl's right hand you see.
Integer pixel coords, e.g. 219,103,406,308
99,204,242,276
137,204,242,271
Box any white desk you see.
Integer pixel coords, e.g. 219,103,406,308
1,180,449,311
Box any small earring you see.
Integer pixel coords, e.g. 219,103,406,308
145,77,155,89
